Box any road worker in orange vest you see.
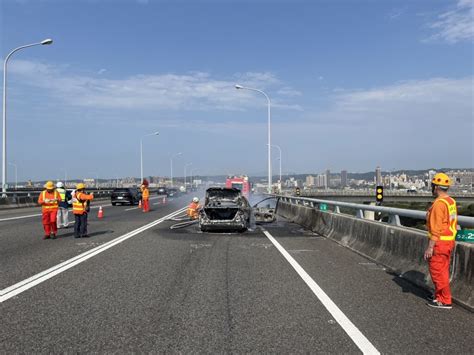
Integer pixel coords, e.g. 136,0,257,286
72,183,94,238
187,197,201,220
141,179,150,213
424,173,457,309
38,181,62,239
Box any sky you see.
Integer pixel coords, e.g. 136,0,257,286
0,0,473,182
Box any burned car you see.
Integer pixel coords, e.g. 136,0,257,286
199,187,251,232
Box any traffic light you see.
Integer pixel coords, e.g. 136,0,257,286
295,187,301,196
376,185,383,203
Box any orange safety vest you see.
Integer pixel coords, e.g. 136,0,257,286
39,190,61,212
427,196,457,241
73,192,91,215
142,187,150,200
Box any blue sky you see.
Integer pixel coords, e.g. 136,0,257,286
1,0,473,182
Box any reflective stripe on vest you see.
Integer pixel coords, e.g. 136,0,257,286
72,192,86,214
57,188,66,202
42,190,60,210
437,197,458,241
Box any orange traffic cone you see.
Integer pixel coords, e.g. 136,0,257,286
98,206,104,219
139,200,142,209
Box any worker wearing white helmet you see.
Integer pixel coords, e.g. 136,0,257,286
56,182,72,229
187,197,201,220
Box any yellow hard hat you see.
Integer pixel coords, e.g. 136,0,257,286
76,183,86,190
432,173,452,187
44,181,55,189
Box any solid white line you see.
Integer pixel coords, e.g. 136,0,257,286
0,206,187,303
0,213,42,222
125,207,140,211
262,229,380,355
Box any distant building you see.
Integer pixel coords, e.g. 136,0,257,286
325,169,331,189
305,175,315,187
375,166,382,186
316,174,327,188
341,170,348,187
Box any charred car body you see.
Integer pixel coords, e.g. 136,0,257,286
199,187,251,232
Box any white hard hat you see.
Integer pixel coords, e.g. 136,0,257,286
56,182,64,188
192,197,199,203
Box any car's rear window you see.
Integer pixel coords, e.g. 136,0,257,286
113,188,130,192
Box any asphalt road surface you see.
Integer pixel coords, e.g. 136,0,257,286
1,193,472,353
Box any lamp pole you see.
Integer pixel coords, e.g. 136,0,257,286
8,162,17,189
2,38,53,194
271,144,282,192
170,152,182,187
235,84,272,193
140,131,159,183
184,162,192,189
190,168,199,189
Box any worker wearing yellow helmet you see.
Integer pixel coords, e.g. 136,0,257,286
72,183,94,238
424,172,457,309
37,181,62,239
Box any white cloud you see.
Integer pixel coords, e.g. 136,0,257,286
427,0,474,43
6,60,300,112
304,77,473,127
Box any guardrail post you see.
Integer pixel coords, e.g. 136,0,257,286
388,214,402,226
356,209,364,219
334,206,340,214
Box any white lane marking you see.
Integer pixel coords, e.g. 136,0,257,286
262,229,380,355
0,203,112,222
0,206,187,303
0,213,42,222
125,207,140,211
0,195,162,222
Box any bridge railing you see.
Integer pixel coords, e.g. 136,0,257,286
277,195,474,229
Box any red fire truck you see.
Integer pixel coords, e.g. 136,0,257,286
225,175,250,198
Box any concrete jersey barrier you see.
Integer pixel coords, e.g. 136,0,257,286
277,201,473,311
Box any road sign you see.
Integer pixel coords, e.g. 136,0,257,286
319,203,328,211
456,230,474,243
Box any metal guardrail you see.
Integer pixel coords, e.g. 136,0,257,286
277,195,474,229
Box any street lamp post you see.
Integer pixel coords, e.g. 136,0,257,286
2,38,53,194
170,152,182,187
271,144,282,192
140,131,159,183
235,84,272,193
184,162,192,189
190,168,198,189
8,162,17,190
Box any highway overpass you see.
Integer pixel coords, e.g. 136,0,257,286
0,194,472,353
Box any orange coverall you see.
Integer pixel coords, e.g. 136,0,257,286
141,186,150,212
426,196,457,305
187,202,200,220
38,190,61,238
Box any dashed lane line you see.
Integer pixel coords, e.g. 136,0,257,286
0,206,187,303
262,229,380,355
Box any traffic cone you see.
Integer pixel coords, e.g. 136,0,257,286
162,196,166,205
139,200,142,209
98,206,104,219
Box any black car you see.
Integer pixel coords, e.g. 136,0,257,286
167,188,179,197
157,186,168,196
111,188,141,206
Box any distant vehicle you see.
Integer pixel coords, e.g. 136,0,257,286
167,188,179,197
111,188,141,206
407,187,417,193
225,175,251,198
157,186,168,196
199,187,251,232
